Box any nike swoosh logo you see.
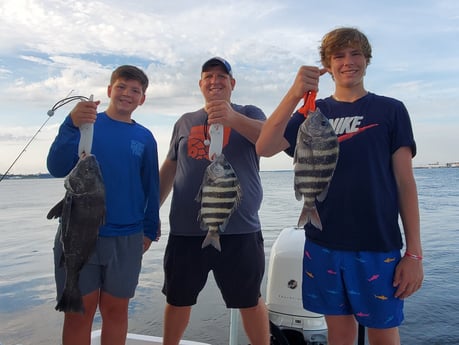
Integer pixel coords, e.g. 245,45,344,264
338,124,378,143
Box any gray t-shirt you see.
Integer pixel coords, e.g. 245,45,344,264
167,104,265,236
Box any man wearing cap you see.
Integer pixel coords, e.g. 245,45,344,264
159,57,270,345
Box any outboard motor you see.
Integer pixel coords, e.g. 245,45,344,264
267,227,328,345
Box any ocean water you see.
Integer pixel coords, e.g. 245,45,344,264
0,168,458,345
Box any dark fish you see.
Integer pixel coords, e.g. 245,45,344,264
195,153,241,251
294,107,339,230
47,154,105,313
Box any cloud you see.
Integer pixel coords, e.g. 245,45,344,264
0,0,458,174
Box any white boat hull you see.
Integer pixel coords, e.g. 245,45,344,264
266,227,328,343
90,330,210,345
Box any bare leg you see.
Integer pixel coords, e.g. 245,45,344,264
62,290,99,345
162,303,192,345
239,298,270,345
99,291,130,345
325,315,358,345
367,327,400,345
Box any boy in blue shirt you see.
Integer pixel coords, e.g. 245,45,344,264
47,65,160,345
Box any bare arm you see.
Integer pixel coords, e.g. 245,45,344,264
227,112,264,144
256,88,302,157
256,66,325,157
392,146,424,299
205,101,264,144
159,158,177,206
394,147,422,256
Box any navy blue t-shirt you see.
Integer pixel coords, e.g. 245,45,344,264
284,92,416,252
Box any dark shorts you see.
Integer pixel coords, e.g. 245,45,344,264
302,240,404,328
54,225,143,300
162,232,265,308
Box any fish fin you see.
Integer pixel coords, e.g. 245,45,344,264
59,253,65,267
199,220,208,232
47,200,64,219
195,181,204,203
59,197,73,235
201,231,221,252
219,217,231,233
97,204,106,227
235,185,242,207
196,210,208,231
294,188,302,201
55,287,84,314
316,183,330,202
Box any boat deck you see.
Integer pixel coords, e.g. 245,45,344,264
90,330,210,345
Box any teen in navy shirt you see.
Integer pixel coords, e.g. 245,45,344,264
257,28,423,345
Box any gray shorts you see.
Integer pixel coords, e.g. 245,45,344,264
53,225,144,300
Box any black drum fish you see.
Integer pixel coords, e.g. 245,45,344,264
294,107,339,230
47,154,105,313
195,153,241,251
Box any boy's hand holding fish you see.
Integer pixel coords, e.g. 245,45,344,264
69,99,100,127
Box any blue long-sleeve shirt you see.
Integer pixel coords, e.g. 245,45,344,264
47,113,160,240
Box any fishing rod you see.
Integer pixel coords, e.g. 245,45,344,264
0,94,90,183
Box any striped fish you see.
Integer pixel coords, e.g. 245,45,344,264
195,153,242,251
294,107,339,230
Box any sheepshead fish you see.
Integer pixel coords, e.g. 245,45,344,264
294,107,339,230
195,153,241,251
47,154,105,313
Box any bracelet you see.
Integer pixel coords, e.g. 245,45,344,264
404,251,423,261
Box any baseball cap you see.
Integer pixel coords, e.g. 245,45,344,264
201,57,233,77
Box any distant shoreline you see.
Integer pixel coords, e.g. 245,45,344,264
413,162,459,169
2,164,458,180
1,173,55,180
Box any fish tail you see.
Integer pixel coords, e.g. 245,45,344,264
297,205,323,230
55,287,84,314
310,208,323,230
201,231,221,252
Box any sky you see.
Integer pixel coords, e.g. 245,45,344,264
0,0,458,175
